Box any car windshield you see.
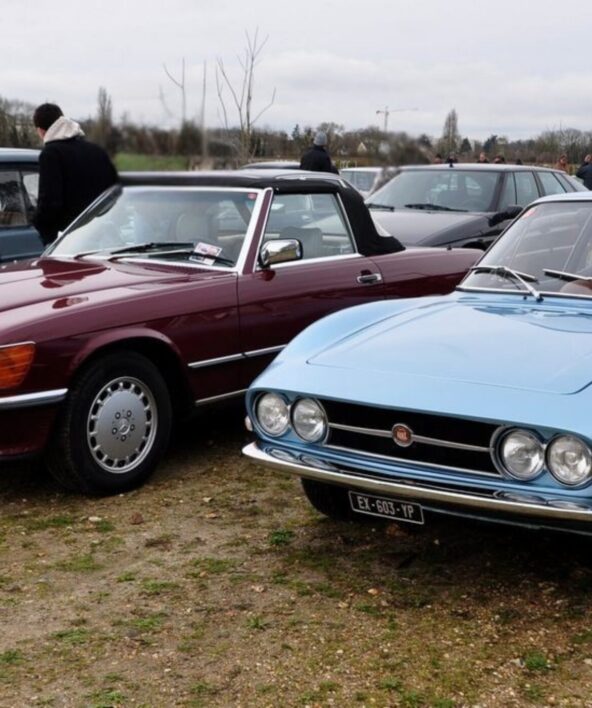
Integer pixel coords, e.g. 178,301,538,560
462,201,592,298
367,169,500,212
48,185,261,267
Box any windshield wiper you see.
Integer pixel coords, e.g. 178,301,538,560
404,203,466,212
367,203,395,211
75,242,196,259
470,264,543,301
543,268,592,283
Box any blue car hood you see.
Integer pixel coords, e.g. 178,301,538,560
308,297,592,396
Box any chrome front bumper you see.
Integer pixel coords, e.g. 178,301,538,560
243,441,592,525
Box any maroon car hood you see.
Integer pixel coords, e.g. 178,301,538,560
0,256,228,313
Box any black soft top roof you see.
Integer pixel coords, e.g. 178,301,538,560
120,170,403,256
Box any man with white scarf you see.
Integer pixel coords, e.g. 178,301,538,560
32,103,118,245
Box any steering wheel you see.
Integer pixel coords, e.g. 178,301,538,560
97,222,126,249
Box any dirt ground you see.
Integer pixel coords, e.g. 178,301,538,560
2,405,592,707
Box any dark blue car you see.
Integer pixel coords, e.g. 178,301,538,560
0,148,43,262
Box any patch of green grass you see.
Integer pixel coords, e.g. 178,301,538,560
141,579,179,596
523,651,551,672
115,152,187,172
269,529,295,546
94,520,115,533
0,649,23,665
191,557,237,574
116,572,136,583
56,553,102,572
379,677,402,692
246,616,268,631
27,515,76,531
572,629,592,644
51,628,91,645
128,612,167,633
522,683,545,701
87,688,125,708
432,699,456,708
189,680,219,707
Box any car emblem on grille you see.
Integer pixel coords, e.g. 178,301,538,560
392,423,413,447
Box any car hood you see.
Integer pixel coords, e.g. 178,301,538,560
308,296,592,396
0,256,230,314
371,209,489,246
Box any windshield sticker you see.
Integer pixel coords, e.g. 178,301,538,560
247,192,257,200
193,242,222,265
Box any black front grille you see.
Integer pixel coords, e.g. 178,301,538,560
321,399,500,476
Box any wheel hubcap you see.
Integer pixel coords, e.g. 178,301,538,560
87,376,158,474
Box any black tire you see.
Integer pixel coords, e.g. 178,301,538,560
46,352,172,495
301,478,357,521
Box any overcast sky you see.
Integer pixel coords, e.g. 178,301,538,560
5,0,592,141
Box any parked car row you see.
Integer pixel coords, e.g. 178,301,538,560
6,149,592,541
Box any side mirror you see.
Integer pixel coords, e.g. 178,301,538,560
259,239,302,268
489,204,522,227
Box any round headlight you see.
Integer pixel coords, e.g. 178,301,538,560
547,435,592,486
255,393,290,437
499,430,544,480
291,398,327,442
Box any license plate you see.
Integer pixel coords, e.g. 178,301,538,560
349,491,424,525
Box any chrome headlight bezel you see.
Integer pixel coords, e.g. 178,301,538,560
495,428,545,481
254,392,290,438
291,398,328,443
546,435,592,487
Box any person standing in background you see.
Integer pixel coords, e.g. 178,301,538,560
32,103,118,245
299,131,339,174
555,154,569,173
577,155,592,189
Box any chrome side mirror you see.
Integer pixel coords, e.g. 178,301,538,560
259,239,302,268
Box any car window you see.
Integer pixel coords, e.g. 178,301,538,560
50,186,259,267
368,169,499,212
538,171,567,196
262,193,355,261
514,171,539,206
341,170,378,192
463,202,592,296
498,173,517,210
0,171,28,228
22,171,39,209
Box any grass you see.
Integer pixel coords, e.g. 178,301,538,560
114,152,188,171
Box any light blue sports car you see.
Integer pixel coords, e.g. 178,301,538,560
243,191,592,536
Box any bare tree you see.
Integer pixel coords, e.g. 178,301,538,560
215,28,276,164
162,58,187,126
91,87,113,151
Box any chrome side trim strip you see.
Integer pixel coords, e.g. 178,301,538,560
195,389,247,406
189,353,244,369
243,442,592,523
188,345,285,369
329,422,491,452
0,388,68,410
325,443,499,478
244,345,285,358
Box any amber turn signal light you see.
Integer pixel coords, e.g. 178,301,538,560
0,343,35,390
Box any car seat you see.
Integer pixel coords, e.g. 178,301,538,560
279,226,324,260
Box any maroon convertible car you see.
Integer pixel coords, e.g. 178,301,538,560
0,170,479,494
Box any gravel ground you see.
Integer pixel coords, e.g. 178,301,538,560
1,405,592,707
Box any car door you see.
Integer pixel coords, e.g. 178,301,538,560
0,166,43,261
237,191,386,386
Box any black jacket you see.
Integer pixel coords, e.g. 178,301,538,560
576,163,592,190
299,145,339,174
33,136,118,244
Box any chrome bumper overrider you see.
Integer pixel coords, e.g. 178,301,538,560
0,389,68,411
243,442,592,524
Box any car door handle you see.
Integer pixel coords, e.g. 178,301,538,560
357,273,383,285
